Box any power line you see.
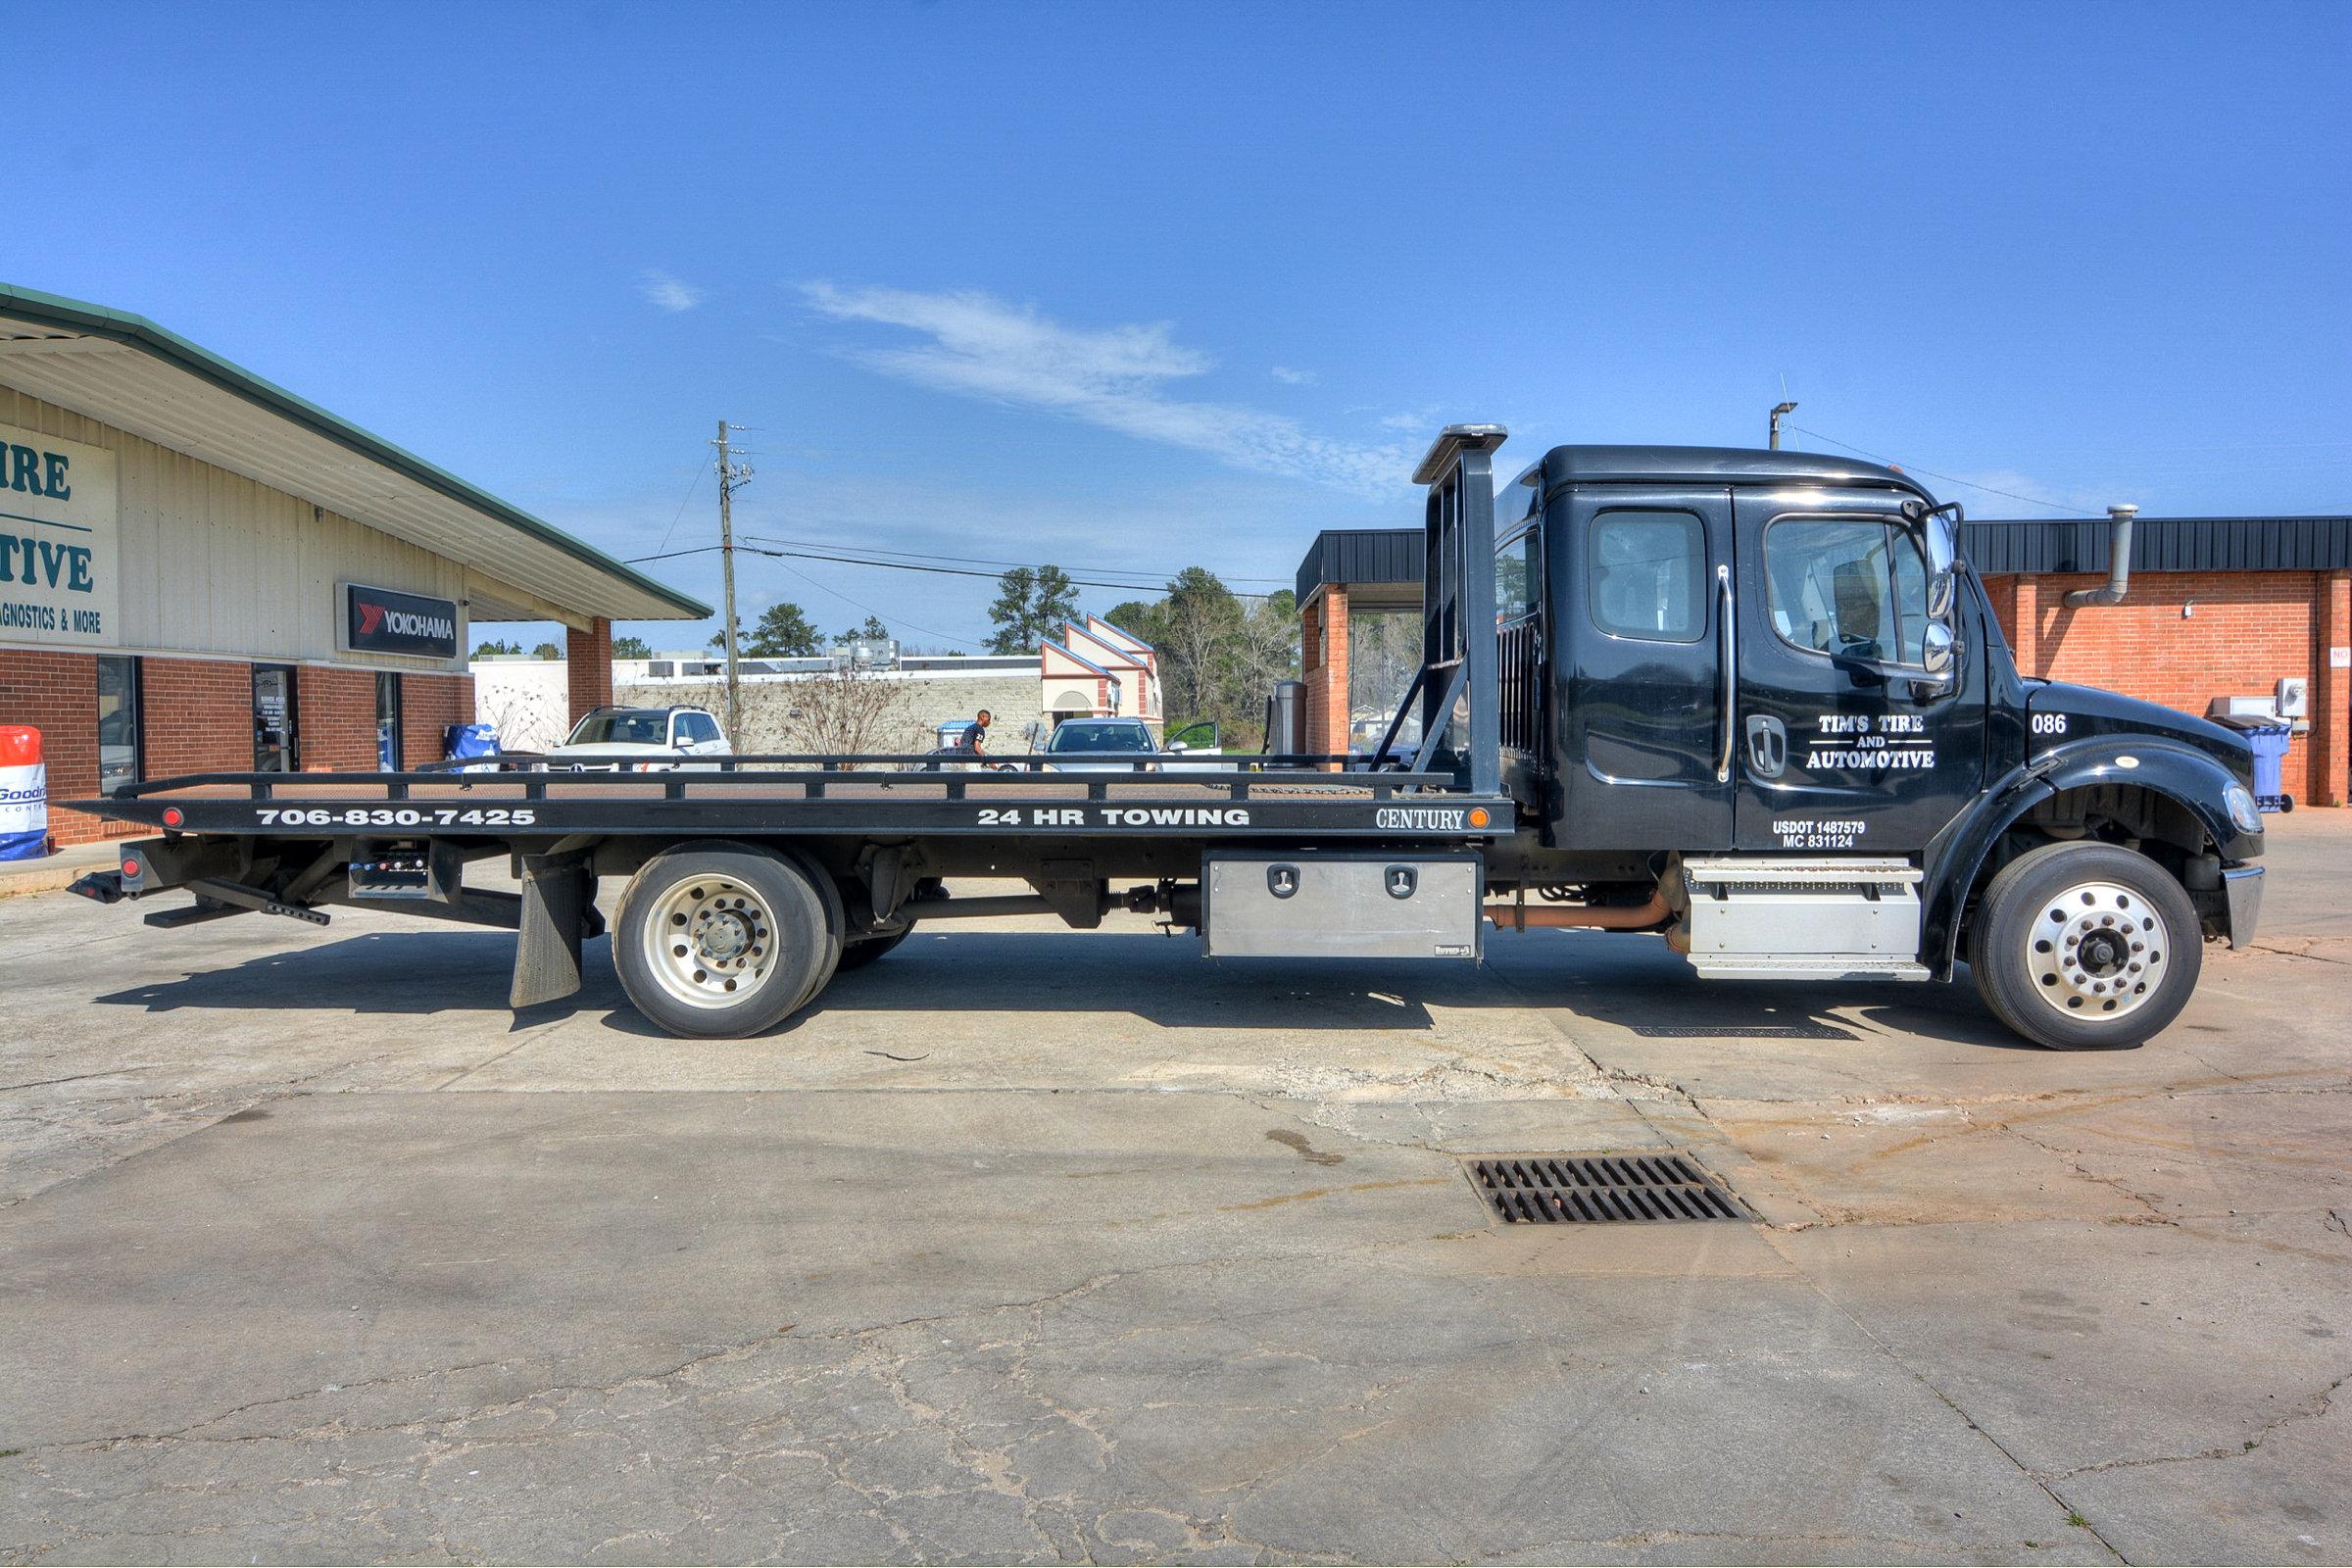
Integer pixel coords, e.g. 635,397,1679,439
768,560,988,651
743,533,1290,586
626,540,1278,598
648,457,707,560
1787,425,2104,516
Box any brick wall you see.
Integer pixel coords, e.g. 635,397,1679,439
1984,569,2340,806
141,658,254,782
567,618,613,728
400,671,476,765
1299,585,1348,764
0,649,110,846
297,665,378,771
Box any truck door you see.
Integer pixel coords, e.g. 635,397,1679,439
1732,492,1985,853
1552,486,1736,849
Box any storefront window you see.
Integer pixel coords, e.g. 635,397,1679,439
96,656,141,795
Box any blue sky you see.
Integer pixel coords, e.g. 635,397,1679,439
7,2,2348,651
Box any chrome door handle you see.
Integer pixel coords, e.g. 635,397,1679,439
1715,564,1736,784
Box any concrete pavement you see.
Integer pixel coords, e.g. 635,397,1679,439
1,815,2346,1564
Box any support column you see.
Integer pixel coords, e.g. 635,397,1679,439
1299,585,1348,765
2317,570,2349,808
567,617,613,727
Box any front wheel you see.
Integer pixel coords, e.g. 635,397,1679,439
1967,840,2201,1051
613,842,839,1038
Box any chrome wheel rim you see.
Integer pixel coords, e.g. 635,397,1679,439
2027,880,2168,1021
642,874,776,1010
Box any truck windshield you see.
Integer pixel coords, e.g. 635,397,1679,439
1049,722,1152,753
567,711,670,746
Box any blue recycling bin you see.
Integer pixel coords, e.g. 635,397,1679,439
443,722,502,773
2212,716,2293,812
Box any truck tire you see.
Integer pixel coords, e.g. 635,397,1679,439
613,842,838,1038
1967,840,2201,1051
836,924,912,971
776,845,846,1011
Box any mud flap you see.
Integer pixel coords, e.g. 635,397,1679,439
512,854,596,1008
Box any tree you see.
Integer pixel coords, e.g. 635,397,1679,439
612,634,651,660
1102,600,1157,635
835,615,890,644
986,565,1079,655
530,641,563,661
728,602,818,658
471,638,522,659
1109,568,1299,748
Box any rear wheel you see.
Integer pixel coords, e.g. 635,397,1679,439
613,843,838,1038
1967,840,2200,1051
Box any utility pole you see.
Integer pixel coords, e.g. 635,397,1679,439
712,419,753,747
1769,400,1797,451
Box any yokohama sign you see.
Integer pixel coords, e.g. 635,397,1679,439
343,582,461,661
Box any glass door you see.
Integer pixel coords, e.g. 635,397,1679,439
252,664,299,771
375,672,403,769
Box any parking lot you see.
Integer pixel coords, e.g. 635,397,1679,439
1,816,2346,1566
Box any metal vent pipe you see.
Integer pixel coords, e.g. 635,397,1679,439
2065,504,2139,608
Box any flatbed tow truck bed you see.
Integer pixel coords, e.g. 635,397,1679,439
84,757,1509,841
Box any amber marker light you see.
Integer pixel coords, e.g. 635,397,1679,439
1468,808,1491,828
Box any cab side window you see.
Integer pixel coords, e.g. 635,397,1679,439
1588,510,1705,642
1495,525,1540,623
1765,518,1930,663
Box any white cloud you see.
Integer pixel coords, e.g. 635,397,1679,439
799,282,1412,497
639,270,705,313
1378,407,1441,433
1270,365,1316,385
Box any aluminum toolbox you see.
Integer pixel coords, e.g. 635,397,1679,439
1202,851,1484,960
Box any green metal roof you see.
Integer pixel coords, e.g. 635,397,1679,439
0,282,710,620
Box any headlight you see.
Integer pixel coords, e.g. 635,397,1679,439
2224,783,2262,836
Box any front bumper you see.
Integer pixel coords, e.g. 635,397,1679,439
2222,863,2265,950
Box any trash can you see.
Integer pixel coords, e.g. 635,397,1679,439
2210,714,2294,813
0,725,47,859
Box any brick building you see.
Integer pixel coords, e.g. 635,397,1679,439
1297,514,2351,806
1970,515,2350,808
0,285,706,849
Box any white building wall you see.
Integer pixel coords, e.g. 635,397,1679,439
0,385,543,670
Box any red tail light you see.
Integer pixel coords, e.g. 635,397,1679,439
162,808,184,827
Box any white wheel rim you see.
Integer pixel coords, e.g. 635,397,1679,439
2026,879,2170,1022
641,873,779,1010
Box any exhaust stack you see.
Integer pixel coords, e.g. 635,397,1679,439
2065,504,2139,608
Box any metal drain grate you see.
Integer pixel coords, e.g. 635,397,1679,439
1465,1152,1749,1224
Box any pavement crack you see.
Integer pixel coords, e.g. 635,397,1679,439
1759,1227,2130,1564
2045,1366,2350,1481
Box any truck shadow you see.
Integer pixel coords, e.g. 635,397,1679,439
87,921,2032,1052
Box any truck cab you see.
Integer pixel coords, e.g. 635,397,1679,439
1446,429,2267,1049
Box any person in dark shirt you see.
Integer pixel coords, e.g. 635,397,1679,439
965,710,992,756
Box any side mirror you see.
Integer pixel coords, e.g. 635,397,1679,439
1167,740,1189,753
1921,619,1955,675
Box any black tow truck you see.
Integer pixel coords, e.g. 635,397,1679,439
71,426,2266,1051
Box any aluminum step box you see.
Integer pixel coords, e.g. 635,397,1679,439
1679,856,1923,968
